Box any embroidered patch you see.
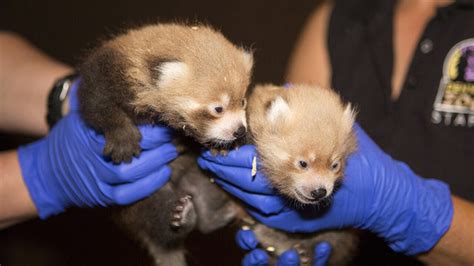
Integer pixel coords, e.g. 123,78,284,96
432,38,474,127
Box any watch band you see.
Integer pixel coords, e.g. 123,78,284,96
46,73,78,129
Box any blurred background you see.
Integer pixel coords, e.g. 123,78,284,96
0,0,319,265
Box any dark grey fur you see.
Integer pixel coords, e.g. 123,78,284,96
114,150,239,266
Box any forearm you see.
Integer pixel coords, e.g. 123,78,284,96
0,32,73,136
0,150,38,229
285,2,333,88
418,196,474,265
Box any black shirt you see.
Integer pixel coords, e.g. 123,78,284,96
328,0,474,201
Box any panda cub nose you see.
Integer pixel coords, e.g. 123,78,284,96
233,126,247,138
311,188,327,201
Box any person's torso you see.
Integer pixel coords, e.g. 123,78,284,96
328,0,474,201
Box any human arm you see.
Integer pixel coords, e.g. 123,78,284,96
285,1,333,88
0,150,37,229
0,31,72,228
0,31,72,136
198,125,474,265
0,35,179,227
0,110,177,228
418,196,474,265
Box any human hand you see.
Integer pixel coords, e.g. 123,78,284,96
198,145,286,215
236,229,331,266
198,125,453,255
18,81,178,219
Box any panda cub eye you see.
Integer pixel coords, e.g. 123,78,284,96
299,160,308,169
214,106,224,113
210,102,226,117
330,160,341,172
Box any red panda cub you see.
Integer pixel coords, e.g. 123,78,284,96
245,84,359,265
77,23,253,266
79,23,252,163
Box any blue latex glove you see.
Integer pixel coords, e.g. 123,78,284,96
197,145,287,215
236,229,331,266
198,124,453,255
18,80,178,219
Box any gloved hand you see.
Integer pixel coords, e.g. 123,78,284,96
197,145,286,215
198,124,453,255
236,229,332,266
18,79,178,219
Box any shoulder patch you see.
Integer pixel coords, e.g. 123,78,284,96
432,38,474,127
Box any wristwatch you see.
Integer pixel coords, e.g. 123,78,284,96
46,73,78,129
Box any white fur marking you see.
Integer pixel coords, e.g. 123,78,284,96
220,94,230,107
207,110,246,140
267,96,290,124
180,98,201,110
273,149,290,161
342,103,355,130
156,62,189,88
242,51,253,71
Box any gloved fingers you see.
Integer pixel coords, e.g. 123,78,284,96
215,179,286,215
236,229,259,250
237,229,300,266
73,114,112,154
200,145,257,168
110,143,177,182
61,113,108,157
313,242,332,266
69,86,174,151
78,117,174,155
276,249,300,266
138,124,175,150
198,157,274,194
110,166,172,205
242,249,270,266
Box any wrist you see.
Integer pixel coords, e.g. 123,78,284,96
369,163,454,255
0,150,37,225
402,178,453,255
18,140,66,219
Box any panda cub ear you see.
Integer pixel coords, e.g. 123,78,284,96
266,96,290,124
242,50,254,72
341,103,356,133
151,60,189,88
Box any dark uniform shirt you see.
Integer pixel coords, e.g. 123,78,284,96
328,0,474,202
